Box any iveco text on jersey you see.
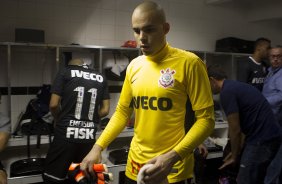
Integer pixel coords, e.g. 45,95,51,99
71,70,104,82
129,96,173,111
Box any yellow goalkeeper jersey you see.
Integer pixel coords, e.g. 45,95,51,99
96,43,214,183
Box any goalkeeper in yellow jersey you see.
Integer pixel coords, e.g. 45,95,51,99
81,1,215,184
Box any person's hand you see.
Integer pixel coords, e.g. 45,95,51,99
218,152,235,170
0,170,7,184
80,144,103,177
142,150,181,184
137,164,168,184
198,144,208,158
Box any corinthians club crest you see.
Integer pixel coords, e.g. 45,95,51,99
158,68,176,88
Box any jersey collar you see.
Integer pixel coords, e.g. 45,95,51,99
249,56,261,65
146,43,169,63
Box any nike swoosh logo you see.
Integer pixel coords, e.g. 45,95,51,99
131,78,137,84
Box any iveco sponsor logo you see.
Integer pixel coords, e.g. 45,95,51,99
252,77,264,84
71,70,103,82
129,96,172,111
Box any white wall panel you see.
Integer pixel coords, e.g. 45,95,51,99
0,0,281,48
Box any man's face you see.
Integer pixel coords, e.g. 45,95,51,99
132,10,168,56
209,78,220,95
259,41,271,59
269,48,282,69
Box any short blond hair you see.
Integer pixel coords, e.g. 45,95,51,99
133,1,166,24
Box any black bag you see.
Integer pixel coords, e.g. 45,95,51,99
215,37,254,53
13,84,54,137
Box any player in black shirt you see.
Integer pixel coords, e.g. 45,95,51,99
237,38,271,91
43,59,110,184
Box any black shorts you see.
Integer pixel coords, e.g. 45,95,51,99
43,136,94,183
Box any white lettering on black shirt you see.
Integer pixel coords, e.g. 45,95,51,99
71,70,103,82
